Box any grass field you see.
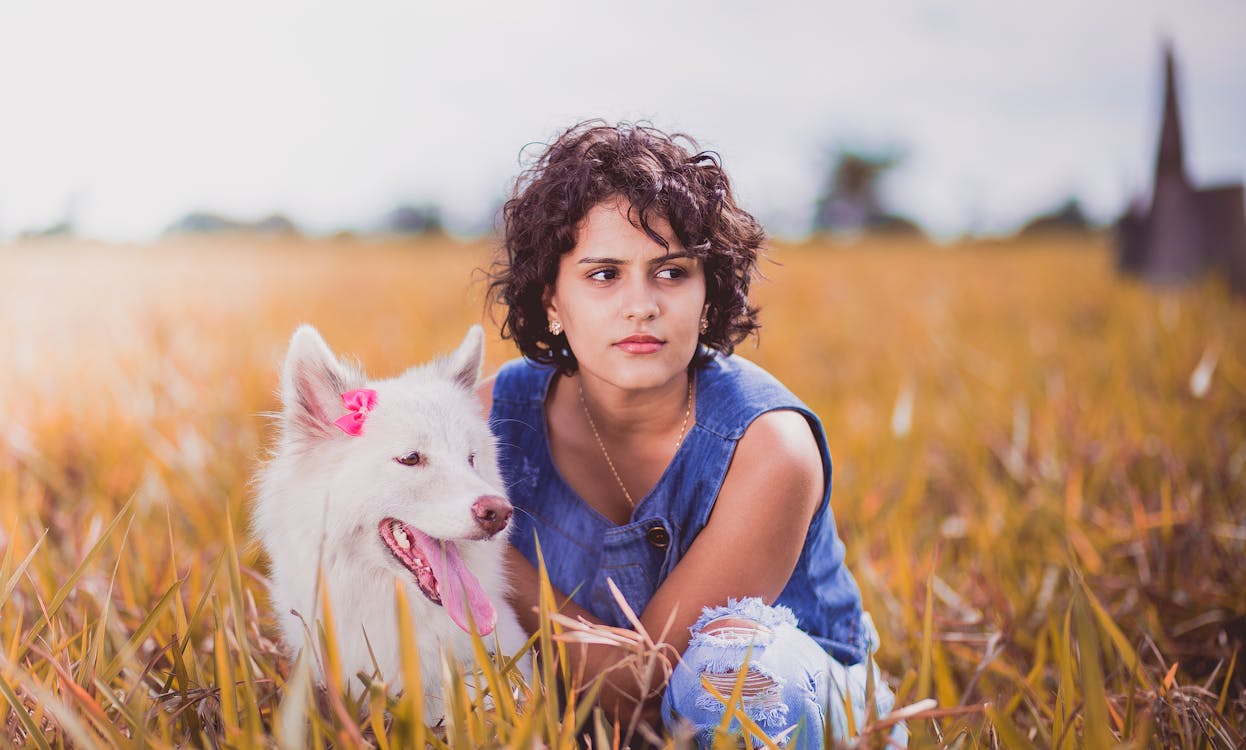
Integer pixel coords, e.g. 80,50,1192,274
1,234,1243,747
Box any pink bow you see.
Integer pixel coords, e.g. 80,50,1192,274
334,388,377,436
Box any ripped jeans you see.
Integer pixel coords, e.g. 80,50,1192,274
661,599,907,749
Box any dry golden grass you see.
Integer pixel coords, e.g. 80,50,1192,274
0,233,1242,747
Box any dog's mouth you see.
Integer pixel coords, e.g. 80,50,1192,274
378,518,497,636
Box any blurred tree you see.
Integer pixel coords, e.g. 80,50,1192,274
18,219,75,240
812,146,924,237
1018,197,1095,238
384,203,444,235
164,212,300,236
18,193,79,240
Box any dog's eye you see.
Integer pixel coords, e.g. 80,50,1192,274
468,452,476,468
395,451,425,467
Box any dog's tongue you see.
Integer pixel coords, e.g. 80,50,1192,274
428,539,497,636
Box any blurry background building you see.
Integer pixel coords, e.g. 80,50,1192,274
1116,46,1246,294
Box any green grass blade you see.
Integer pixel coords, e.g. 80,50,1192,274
182,551,225,629
393,580,427,749
1078,574,1149,689
918,570,935,703
275,650,313,750
223,509,264,737
1216,649,1237,715
0,529,46,607
18,496,136,657
986,703,1041,750
92,675,147,746
533,538,563,735
100,576,183,682
1053,611,1075,750
0,667,54,750
0,650,105,750
1073,588,1114,749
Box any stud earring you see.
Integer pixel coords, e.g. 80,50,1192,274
549,319,563,336
699,315,709,334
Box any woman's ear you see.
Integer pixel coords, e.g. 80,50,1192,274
542,285,559,323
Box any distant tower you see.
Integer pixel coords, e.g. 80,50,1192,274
1144,48,1203,280
1116,44,1246,294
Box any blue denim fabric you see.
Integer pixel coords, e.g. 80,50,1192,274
490,352,897,746
661,599,907,748
490,351,872,665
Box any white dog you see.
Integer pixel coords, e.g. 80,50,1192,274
253,324,526,711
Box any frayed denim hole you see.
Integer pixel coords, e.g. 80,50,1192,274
696,668,790,727
690,597,798,634
689,619,777,651
706,624,773,641
685,640,757,673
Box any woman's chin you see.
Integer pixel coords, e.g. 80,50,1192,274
587,352,692,391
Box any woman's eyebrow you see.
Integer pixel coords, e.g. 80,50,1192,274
648,252,693,264
576,252,692,265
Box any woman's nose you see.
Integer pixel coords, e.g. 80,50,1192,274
622,279,660,320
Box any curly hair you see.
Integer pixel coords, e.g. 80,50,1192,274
486,120,764,373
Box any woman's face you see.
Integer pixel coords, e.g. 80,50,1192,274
545,198,707,392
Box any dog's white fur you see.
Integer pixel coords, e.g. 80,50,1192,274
253,324,525,709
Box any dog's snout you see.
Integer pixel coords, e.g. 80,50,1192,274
472,495,513,537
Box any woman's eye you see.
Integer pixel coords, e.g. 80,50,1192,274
656,266,687,280
587,268,617,282
395,451,425,467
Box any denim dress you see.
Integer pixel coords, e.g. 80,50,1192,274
490,352,903,747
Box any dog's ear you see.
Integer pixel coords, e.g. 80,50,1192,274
280,325,367,440
439,325,485,390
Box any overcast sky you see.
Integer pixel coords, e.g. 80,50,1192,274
1,0,1243,241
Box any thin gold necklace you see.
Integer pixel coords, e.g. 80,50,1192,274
578,374,695,509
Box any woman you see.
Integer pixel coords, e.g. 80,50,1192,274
480,121,903,747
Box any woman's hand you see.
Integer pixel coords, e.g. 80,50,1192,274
504,545,668,724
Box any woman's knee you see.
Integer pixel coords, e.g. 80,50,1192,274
662,598,827,746
690,615,788,715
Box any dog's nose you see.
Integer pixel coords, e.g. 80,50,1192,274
472,495,513,537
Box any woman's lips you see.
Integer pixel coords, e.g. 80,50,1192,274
616,336,664,354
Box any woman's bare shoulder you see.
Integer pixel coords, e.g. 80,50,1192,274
736,409,820,467
721,409,823,521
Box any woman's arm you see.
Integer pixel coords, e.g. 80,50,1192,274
496,405,826,722
638,408,824,651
